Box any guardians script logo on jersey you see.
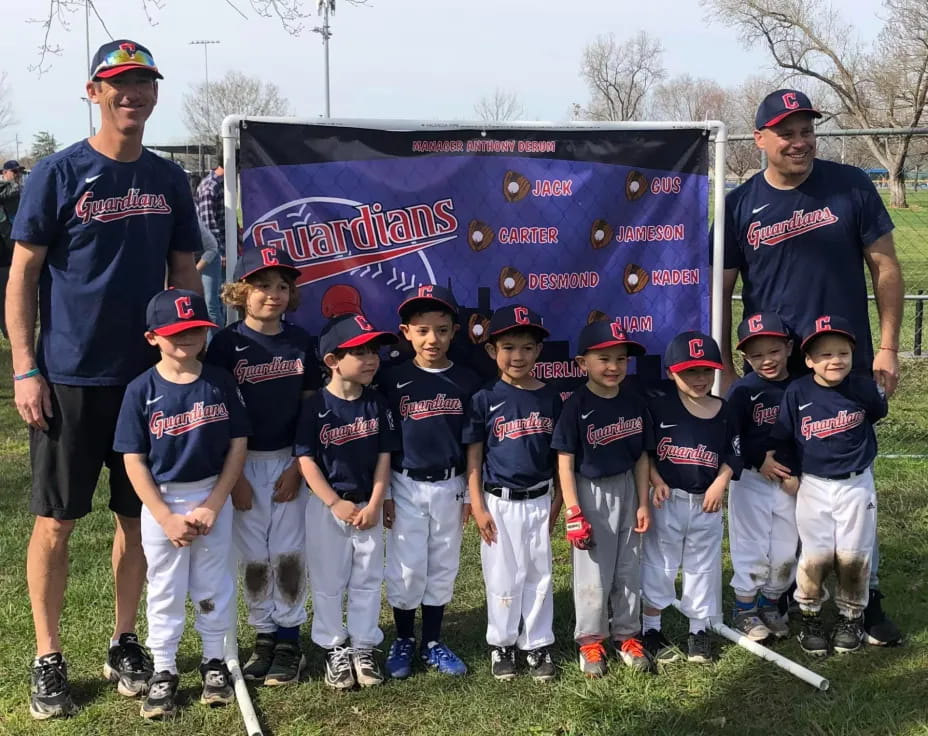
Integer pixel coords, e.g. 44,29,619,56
398,393,464,421
493,412,554,441
234,357,304,385
319,417,379,447
586,417,643,447
746,207,839,251
75,189,172,224
149,402,229,439
753,403,779,426
656,436,719,468
800,409,865,440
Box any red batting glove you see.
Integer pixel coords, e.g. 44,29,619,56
565,505,593,550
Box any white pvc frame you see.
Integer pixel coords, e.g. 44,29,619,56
220,115,728,373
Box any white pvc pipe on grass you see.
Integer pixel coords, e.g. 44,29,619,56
224,632,264,736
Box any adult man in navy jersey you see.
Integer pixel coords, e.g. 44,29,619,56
6,39,202,719
719,89,904,646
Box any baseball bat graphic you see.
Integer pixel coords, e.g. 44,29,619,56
672,600,830,691
224,632,265,736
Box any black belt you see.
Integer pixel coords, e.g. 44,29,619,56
822,470,867,481
339,491,369,504
483,481,550,501
394,463,464,483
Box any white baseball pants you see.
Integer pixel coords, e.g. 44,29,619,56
235,450,308,633
728,468,798,599
481,490,554,650
794,469,876,618
572,471,642,643
305,493,384,649
641,488,722,621
385,471,465,610
141,477,234,673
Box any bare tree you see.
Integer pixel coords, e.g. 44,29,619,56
724,75,778,180
182,70,291,143
703,0,928,207
0,72,15,133
651,75,730,122
576,31,665,121
473,89,524,122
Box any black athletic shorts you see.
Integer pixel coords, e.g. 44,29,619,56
29,384,141,520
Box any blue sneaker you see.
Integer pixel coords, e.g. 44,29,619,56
385,638,416,679
421,641,467,676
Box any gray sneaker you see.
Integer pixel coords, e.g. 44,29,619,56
732,609,772,641
758,605,790,639
578,642,607,678
324,646,355,690
351,648,384,687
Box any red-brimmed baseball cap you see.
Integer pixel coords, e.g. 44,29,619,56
319,313,398,356
146,289,217,336
398,284,459,322
487,304,549,340
736,312,791,350
800,314,857,352
577,320,646,357
664,331,724,373
755,89,822,129
234,246,301,281
90,40,163,80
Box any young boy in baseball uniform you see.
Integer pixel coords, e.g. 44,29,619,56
295,313,400,689
769,315,887,655
114,290,250,719
463,305,562,681
726,312,800,642
378,285,481,679
205,247,319,685
641,332,740,665
551,320,652,677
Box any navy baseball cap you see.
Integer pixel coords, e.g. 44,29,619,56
146,289,217,336
577,320,645,357
755,89,822,129
664,331,724,373
736,312,791,350
800,315,857,352
234,246,301,281
2,160,24,172
319,313,398,356
398,284,459,322
487,305,549,340
90,39,162,81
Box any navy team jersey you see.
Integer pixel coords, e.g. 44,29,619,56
12,141,201,386
205,321,321,451
293,387,400,500
769,374,886,478
378,361,482,472
647,392,741,493
462,380,562,488
113,364,251,484
551,385,648,480
726,372,796,472
721,159,893,374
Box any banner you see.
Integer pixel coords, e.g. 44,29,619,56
240,122,709,388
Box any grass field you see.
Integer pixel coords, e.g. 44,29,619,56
1,340,928,736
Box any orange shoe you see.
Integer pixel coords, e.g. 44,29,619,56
618,636,655,672
578,641,607,678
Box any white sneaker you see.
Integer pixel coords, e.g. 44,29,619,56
732,609,771,641
758,606,790,639
351,648,384,687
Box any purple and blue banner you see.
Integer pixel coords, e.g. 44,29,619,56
239,122,709,386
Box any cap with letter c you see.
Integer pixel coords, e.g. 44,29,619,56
487,304,549,339
234,246,301,281
736,311,791,350
664,331,724,373
146,288,217,336
755,89,822,130
318,313,398,357
397,284,459,322
800,314,857,352
576,320,646,357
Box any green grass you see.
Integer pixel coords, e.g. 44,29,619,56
1,346,928,736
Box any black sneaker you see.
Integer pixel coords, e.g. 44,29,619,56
642,629,679,663
199,659,235,706
798,611,829,656
265,640,305,686
687,631,713,663
104,633,153,697
525,647,556,681
242,633,276,681
863,589,903,646
139,671,179,720
490,646,516,681
30,653,79,720
324,646,355,690
832,614,864,653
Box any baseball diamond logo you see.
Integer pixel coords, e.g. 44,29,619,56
75,189,172,224
492,412,554,441
800,410,865,440
398,394,464,420
319,417,379,447
655,436,719,468
149,402,229,439
586,417,643,447
233,357,304,384
746,207,839,250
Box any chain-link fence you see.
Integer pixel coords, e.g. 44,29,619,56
727,129,928,456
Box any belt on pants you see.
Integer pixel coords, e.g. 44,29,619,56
338,491,370,504
819,469,868,481
483,479,551,501
395,464,464,483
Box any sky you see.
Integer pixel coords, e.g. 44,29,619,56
0,0,887,158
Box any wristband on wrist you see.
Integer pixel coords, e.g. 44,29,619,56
13,368,41,381
879,346,899,352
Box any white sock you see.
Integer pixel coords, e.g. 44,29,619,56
109,638,120,649
152,653,177,674
202,639,225,663
689,617,709,634
642,614,661,634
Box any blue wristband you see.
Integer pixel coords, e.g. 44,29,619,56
13,368,41,381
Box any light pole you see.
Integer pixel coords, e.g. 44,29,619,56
84,1,94,137
313,1,333,117
190,40,220,166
